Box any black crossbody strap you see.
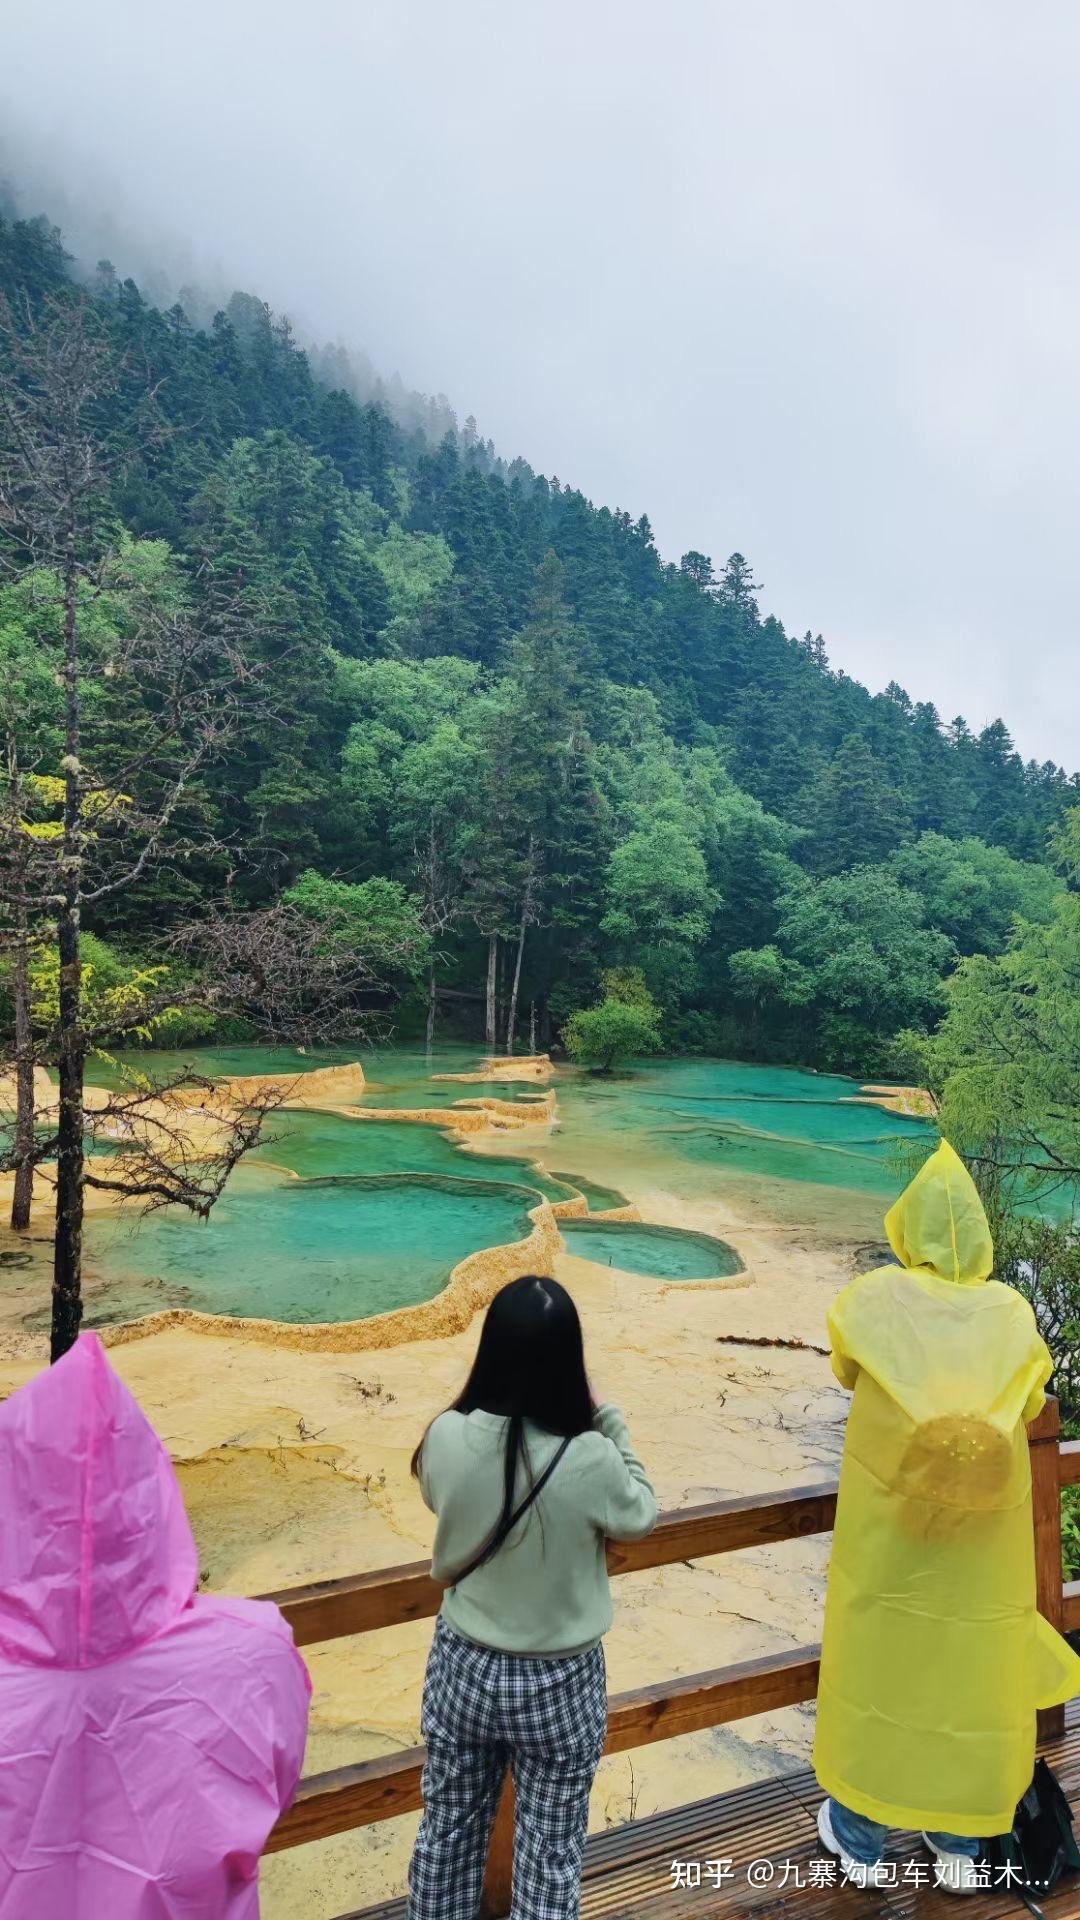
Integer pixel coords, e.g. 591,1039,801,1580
452,1434,573,1586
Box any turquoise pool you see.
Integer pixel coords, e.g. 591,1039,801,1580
78,1172,538,1325
561,1220,744,1281
48,1043,940,1329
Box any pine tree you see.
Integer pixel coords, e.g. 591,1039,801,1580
807,732,911,873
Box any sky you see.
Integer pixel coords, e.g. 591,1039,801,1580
2,0,1078,769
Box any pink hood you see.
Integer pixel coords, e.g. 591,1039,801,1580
0,1334,311,1920
0,1332,198,1667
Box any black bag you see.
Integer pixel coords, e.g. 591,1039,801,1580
978,1761,1080,1918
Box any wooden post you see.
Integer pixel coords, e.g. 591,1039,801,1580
1030,1394,1066,1743
479,1772,515,1918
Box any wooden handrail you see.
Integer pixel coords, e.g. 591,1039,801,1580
262,1482,840,1646
267,1746,426,1852
1030,1398,1066,1742
266,1644,823,1854
265,1396,1078,1920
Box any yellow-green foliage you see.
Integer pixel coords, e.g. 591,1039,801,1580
30,934,178,1047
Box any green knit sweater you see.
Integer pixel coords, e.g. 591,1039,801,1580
418,1404,657,1656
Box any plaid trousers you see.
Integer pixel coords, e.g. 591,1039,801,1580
406,1616,608,1920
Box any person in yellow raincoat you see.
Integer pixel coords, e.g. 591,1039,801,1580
814,1140,1080,1894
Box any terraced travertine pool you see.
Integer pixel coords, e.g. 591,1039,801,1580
561,1219,745,1280
541,1056,931,1199
79,1170,541,1324
59,1045,934,1328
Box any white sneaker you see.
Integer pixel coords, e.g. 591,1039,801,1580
922,1834,983,1895
816,1801,892,1889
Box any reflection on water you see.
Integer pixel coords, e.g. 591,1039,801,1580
61,1045,937,1326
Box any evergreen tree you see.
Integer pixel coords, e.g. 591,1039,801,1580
807,731,911,873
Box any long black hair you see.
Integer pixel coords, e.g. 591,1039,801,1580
411,1275,594,1581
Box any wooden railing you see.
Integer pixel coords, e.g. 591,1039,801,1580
261,1398,1080,1917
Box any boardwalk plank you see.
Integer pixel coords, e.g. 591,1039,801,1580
337,1710,1080,1920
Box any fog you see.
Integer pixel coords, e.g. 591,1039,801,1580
3,0,1078,767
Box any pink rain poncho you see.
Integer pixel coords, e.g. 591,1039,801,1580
0,1332,312,1918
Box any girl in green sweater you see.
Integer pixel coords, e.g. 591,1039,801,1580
406,1274,657,1920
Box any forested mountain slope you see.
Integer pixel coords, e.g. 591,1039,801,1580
1,206,1075,1074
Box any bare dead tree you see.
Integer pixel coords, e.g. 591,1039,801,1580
81,1073,289,1216
174,900,401,1047
0,905,297,1196
0,755,47,1229
0,296,116,1341
0,289,277,1358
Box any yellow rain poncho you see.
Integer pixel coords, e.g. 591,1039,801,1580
814,1140,1080,1836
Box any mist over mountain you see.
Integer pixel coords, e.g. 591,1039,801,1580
0,158,475,451
3,2,1079,767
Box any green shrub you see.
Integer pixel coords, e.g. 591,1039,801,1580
1063,1486,1080,1582
563,991,662,1074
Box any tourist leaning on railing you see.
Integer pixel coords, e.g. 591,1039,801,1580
406,1273,657,1920
0,1333,311,1920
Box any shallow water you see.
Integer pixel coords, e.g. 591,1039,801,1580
561,1220,744,1280
76,1170,537,1326
549,1058,930,1199
65,1044,936,1326
252,1109,575,1201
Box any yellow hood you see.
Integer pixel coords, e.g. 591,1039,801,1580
884,1139,994,1285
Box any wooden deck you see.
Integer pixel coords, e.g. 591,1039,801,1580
264,1407,1080,1919
343,1705,1080,1919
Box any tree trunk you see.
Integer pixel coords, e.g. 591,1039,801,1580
51,898,84,1361
506,913,528,1057
425,962,437,1054
10,910,35,1232
505,839,537,1057
485,933,498,1053
529,1001,537,1054
51,539,85,1364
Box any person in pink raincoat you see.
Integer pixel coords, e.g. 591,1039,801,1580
0,1331,312,1918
